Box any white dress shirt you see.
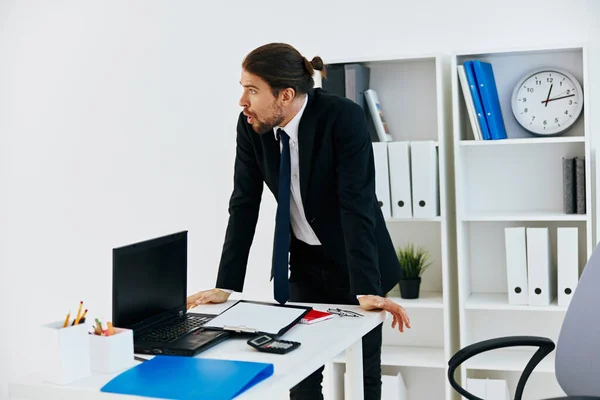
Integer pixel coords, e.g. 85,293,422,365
272,95,321,246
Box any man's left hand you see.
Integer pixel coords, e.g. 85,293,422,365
358,295,411,333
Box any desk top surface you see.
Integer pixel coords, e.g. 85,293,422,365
10,300,386,400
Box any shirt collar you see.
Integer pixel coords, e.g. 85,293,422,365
273,94,308,143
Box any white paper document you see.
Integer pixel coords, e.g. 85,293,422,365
203,301,309,335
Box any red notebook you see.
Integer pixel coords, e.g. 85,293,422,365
299,309,334,325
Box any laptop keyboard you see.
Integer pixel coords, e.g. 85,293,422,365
136,315,212,343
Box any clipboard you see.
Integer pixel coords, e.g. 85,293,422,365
202,300,311,337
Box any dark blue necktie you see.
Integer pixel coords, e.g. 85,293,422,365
273,128,290,304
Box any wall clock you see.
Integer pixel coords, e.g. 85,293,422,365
511,67,583,136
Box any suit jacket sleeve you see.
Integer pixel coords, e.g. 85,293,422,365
215,114,263,292
333,102,383,297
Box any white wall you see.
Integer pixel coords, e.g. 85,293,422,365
0,0,598,398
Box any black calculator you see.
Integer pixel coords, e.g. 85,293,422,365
247,335,301,354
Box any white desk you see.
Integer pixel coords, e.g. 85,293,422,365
9,301,386,400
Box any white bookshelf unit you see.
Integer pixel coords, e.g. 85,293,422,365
451,44,593,399
320,54,458,400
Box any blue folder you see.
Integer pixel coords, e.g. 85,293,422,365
471,60,508,140
100,356,274,399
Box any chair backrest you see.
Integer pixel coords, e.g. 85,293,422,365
555,241,600,396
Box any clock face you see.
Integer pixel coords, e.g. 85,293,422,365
511,68,583,136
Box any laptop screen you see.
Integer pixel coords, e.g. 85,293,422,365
112,231,187,330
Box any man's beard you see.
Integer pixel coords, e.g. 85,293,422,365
252,105,284,135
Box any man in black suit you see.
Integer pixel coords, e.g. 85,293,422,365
187,43,411,400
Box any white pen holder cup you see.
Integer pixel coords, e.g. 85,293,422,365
39,320,91,385
89,328,135,374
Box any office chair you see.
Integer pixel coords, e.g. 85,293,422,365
447,242,600,400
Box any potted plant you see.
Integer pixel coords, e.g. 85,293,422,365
397,243,432,299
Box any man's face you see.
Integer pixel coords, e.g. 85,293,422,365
239,70,284,134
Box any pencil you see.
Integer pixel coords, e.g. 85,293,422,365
95,318,103,335
76,309,88,325
74,301,83,324
62,311,70,328
107,321,115,336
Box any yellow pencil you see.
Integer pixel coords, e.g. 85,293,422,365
62,311,70,328
74,301,83,324
107,321,115,336
76,309,88,325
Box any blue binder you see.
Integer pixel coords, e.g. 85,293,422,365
100,356,274,399
472,60,508,140
463,61,491,140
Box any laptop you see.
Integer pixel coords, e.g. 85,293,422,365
112,230,229,356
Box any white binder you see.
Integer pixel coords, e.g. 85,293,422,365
387,141,413,218
526,227,556,306
504,227,529,305
365,89,393,142
410,141,439,218
372,142,391,219
457,65,483,140
557,227,579,307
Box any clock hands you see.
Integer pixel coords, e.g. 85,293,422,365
549,88,571,99
544,84,553,108
541,93,575,104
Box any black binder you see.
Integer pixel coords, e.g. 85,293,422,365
321,62,377,141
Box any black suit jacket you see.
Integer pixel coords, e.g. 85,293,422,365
215,88,401,297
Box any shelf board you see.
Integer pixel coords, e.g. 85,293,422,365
387,291,444,309
461,211,588,222
326,53,437,65
334,345,446,368
465,348,556,373
465,293,567,312
459,136,585,146
386,216,442,223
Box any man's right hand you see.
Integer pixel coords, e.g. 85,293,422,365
186,289,231,310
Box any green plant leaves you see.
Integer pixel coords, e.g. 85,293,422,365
397,243,432,280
